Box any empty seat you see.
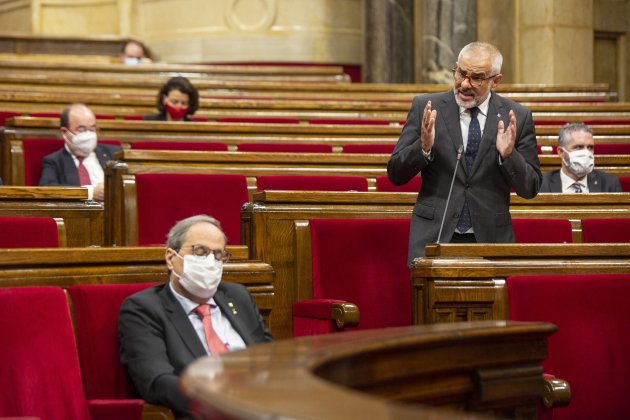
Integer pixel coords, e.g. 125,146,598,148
131,140,228,151
0,216,62,247
581,218,630,243
135,173,249,245
512,219,573,243
342,143,395,154
507,273,630,420
23,137,64,186
256,175,368,192
375,175,422,192
237,143,333,153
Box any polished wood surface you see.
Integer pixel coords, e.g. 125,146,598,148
182,321,556,420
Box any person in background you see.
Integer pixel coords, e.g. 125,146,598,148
120,39,152,65
39,103,121,201
387,41,541,265
540,123,622,193
118,214,272,417
144,76,199,122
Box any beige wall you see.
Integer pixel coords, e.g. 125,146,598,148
0,0,32,32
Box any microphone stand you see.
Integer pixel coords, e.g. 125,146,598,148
436,145,464,244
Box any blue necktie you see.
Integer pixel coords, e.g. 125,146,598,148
456,107,481,233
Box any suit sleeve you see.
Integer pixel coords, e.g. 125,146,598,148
387,96,432,185
39,155,64,186
118,297,191,416
498,108,542,199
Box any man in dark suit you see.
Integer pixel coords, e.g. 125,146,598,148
388,42,541,265
540,123,622,193
39,103,120,201
118,215,273,418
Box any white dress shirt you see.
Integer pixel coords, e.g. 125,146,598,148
64,144,104,200
560,170,589,193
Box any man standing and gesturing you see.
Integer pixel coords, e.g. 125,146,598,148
387,42,542,265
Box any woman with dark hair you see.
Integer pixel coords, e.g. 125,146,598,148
144,76,199,122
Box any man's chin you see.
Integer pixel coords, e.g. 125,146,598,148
455,96,476,109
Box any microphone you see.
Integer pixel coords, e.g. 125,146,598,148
436,145,464,244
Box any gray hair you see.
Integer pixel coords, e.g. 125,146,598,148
558,123,593,148
458,42,503,75
166,214,227,250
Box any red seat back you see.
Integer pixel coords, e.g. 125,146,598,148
256,175,368,192
0,287,91,420
620,176,630,192
342,144,395,154
23,137,64,186
135,173,249,245
131,141,228,151
0,216,60,248
593,143,630,154
237,143,333,153
309,218,412,330
308,118,390,125
581,218,630,243
512,219,573,243
67,283,158,399
375,175,422,192
507,274,630,420
0,111,21,126
217,117,300,124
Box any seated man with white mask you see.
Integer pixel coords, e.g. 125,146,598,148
540,122,622,193
39,103,121,201
118,215,273,418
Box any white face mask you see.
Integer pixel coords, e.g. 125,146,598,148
124,57,141,65
561,147,594,178
173,252,223,299
66,130,97,156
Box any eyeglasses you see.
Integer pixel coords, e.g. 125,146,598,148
180,245,231,262
452,67,498,88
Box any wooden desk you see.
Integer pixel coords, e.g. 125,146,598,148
182,321,556,419
411,243,630,325
0,186,104,246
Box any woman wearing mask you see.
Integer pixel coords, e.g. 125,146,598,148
144,76,199,122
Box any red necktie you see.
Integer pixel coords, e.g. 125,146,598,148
77,157,91,186
193,304,228,355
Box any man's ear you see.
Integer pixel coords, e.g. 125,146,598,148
165,248,175,270
491,73,503,88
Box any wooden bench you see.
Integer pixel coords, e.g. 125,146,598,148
0,186,103,246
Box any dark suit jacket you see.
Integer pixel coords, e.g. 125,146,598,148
39,144,121,186
388,91,542,265
540,169,622,193
118,282,273,417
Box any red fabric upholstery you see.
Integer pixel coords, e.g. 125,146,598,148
507,274,630,420
131,141,228,151
256,175,368,192
29,112,60,118
135,173,249,245
581,218,630,243
620,176,630,192
294,218,412,336
308,118,390,125
189,116,208,122
99,139,123,147
292,299,348,336
583,119,630,125
237,143,333,153
23,138,64,186
67,283,157,400
375,175,422,192
217,117,300,124
87,400,143,420
95,114,116,120
0,287,91,420
0,216,59,248
342,143,395,154
0,110,21,126
124,115,144,120
512,219,573,243
593,143,630,154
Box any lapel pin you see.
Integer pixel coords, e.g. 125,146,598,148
228,302,238,315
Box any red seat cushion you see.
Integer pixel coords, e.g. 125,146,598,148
375,175,422,192
256,175,368,192
131,141,228,151
581,218,630,243
237,143,333,153
512,219,573,243
135,173,249,245
0,216,59,247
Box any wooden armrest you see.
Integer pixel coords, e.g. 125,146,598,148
331,302,360,328
542,376,571,408
142,403,175,420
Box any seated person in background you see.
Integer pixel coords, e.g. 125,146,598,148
118,214,273,417
144,76,199,122
120,39,152,65
540,122,622,193
39,103,121,201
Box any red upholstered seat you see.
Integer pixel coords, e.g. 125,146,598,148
135,173,249,245
375,175,422,192
0,110,21,126
124,115,144,120
217,117,300,124
507,274,630,420
293,218,411,336
581,218,630,243
308,118,390,125
29,112,60,118
23,137,64,185
0,216,60,248
256,175,368,192
593,143,630,154
237,143,333,153
99,139,123,147
512,219,573,243
342,143,395,154
131,141,228,151
620,176,630,192
0,287,91,420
